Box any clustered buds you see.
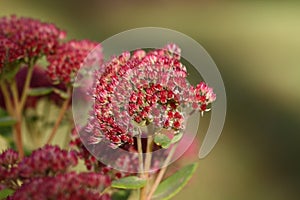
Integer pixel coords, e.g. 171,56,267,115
18,145,78,180
88,44,216,147
0,36,24,72
192,82,216,113
0,149,19,190
128,84,184,130
47,40,101,84
10,172,111,200
0,145,112,199
0,15,65,63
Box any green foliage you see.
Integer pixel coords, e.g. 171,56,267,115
0,117,16,127
111,190,131,200
111,176,147,190
0,188,14,199
171,132,183,144
154,133,171,149
53,88,69,99
152,163,198,200
28,87,53,96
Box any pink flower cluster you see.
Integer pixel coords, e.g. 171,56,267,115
18,145,78,179
47,40,101,84
0,15,65,62
192,82,216,112
10,172,111,200
88,44,216,146
128,84,184,130
0,149,19,190
0,36,23,72
0,145,112,199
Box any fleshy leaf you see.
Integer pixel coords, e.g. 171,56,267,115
0,117,16,127
28,87,53,96
0,188,14,199
171,132,183,144
111,176,147,190
53,88,69,99
111,189,131,200
152,163,198,200
154,134,171,149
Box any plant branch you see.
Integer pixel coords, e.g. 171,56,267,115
137,132,144,174
140,135,153,200
100,186,111,196
10,80,24,158
147,142,179,200
144,135,153,178
19,63,34,111
46,87,71,144
0,81,14,116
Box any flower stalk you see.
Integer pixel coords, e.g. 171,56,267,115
46,87,71,144
147,142,179,200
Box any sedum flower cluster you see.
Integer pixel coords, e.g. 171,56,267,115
87,44,216,147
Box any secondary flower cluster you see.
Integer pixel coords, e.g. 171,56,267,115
47,40,102,85
87,44,216,147
18,145,78,180
0,149,19,190
0,15,65,64
0,145,112,199
0,36,23,72
0,15,102,88
9,172,111,200
192,82,216,112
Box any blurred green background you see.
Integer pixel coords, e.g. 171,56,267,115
1,0,300,199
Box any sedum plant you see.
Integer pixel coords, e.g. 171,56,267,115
0,15,215,200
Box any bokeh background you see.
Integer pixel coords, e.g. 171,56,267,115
1,0,300,199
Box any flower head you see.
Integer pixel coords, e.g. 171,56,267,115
87,44,215,147
0,15,65,60
47,40,102,85
10,172,111,200
18,145,78,180
0,149,19,189
0,36,24,73
191,82,216,114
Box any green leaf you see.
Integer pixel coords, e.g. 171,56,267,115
0,188,14,199
111,176,147,190
171,132,183,144
0,117,16,127
154,134,171,149
53,88,69,99
152,163,198,200
111,189,131,200
1,63,21,81
28,87,53,96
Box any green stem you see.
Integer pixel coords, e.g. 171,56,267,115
147,143,179,200
63,117,74,149
19,63,34,111
140,135,153,200
0,81,14,116
10,80,24,158
137,133,144,174
100,186,111,196
46,87,71,144
144,135,153,178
